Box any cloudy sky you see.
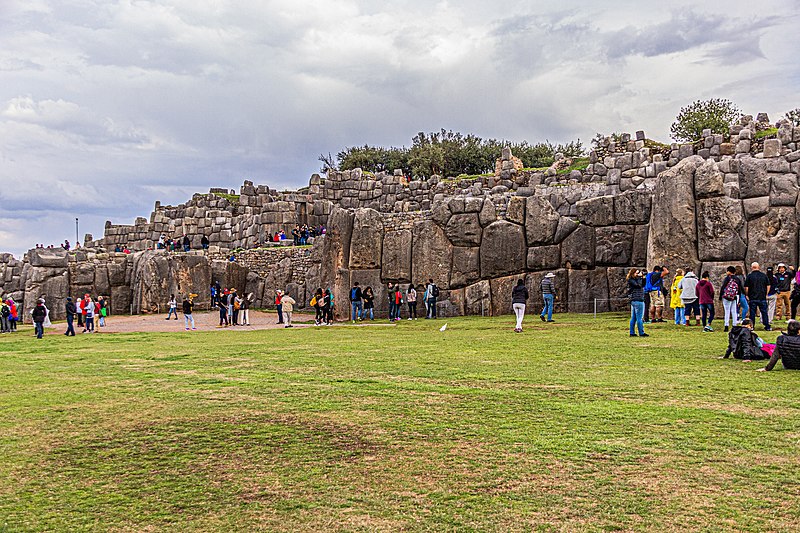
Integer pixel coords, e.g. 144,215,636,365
1,0,798,257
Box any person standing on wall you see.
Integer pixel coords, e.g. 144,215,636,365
626,268,648,337
201,234,209,250
745,262,771,331
182,234,191,252
540,272,556,323
511,278,528,333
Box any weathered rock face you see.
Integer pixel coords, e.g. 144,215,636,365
527,245,561,271
451,246,481,288
480,221,526,279
696,196,747,262
321,208,355,319
648,156,701,272
595,225,635,266
445,213,482,247
526,270,568,314
746,207,798,266
412,220,452,288
562,224,595,269
381,230,412,282
526,196,560,245
131,251,212,313
24,268,69,321
568,268,610,313
738,159,770,199
349,208,384,269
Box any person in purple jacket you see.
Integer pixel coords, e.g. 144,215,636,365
697,271,715,332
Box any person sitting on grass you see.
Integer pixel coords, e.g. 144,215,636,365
721,319,772,361
758,319,800,371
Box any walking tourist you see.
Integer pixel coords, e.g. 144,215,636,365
758,319,800,371
166,294,178,319
697,271,715,332
679,270,700,326
183,294,196,330
511,278,528,333
745,262,771,331
626,268,648,337
32,299,46,339
670,269,685,325
720,266,743,331
540,272,556,322
64,297,76,336
281,292,296,328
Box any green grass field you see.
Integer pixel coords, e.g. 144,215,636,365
1,314,798,531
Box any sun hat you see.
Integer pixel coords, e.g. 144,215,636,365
544,272,555,278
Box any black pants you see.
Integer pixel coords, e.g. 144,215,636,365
232,309,239,325
219,307,228,326
77,313,84,327
408,301,417,318
643,291,651,321
277,304,283,324
700,303,715,327
791,292,800,320
65,315,75,336
315,305,323,323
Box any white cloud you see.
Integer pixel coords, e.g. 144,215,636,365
0,0,798,258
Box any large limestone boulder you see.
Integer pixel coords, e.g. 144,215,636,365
701,261,746,287
568,268,610,313
738,159,770,199
464,280,491,316
28,248,69,268
131,252,212,313
595,225,635,266
445,213,482,246
648,156,701,272
381,230,412,282
480,221,526,279
321,208,355,319
607,267,639,312
694,159,724,198
561,224,595,269
613,190,652,224
412,220,452,288
575,196,614,226
527,244,561,271
490,274,524,316
24,268,70,322
770,173,799,207
526,196,560,245
450,246,481,288
350,269,388,318
349,208,384,270
696,197,747,262
746,207,798,266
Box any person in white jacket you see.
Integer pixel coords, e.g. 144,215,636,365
281,293,296,328
678,270,700,326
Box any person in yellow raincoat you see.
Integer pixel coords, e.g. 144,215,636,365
670,269,685,325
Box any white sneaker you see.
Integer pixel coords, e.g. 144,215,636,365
407,318,412,321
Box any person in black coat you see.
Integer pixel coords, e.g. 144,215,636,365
32,299,47,339
64,297,76,336
511,279,528,333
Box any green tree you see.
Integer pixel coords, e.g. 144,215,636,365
670,98,741,142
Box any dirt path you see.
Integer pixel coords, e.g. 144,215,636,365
54,310,318,334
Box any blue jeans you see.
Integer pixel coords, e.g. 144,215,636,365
167,307,178,319
389,302,397,320
65,315,75,335
183,244,190,252
749,299,770,328
35,322,44,339
541,294,554,321
364,307,374,320
673,307,685,325
184,314,195,329
630,301,645,335
351,301,363,321
739,294,749,321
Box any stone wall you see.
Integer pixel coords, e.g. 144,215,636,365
3,111,800,321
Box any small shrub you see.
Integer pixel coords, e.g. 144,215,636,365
670,99,741,142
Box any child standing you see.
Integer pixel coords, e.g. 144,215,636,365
670,269,685,326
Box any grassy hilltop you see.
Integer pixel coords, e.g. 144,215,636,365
1,315,798,531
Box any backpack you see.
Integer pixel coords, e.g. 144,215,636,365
351,287,358,301
722,278,739,301
432,284,440,298
234,299,241,310
310,296,317,307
